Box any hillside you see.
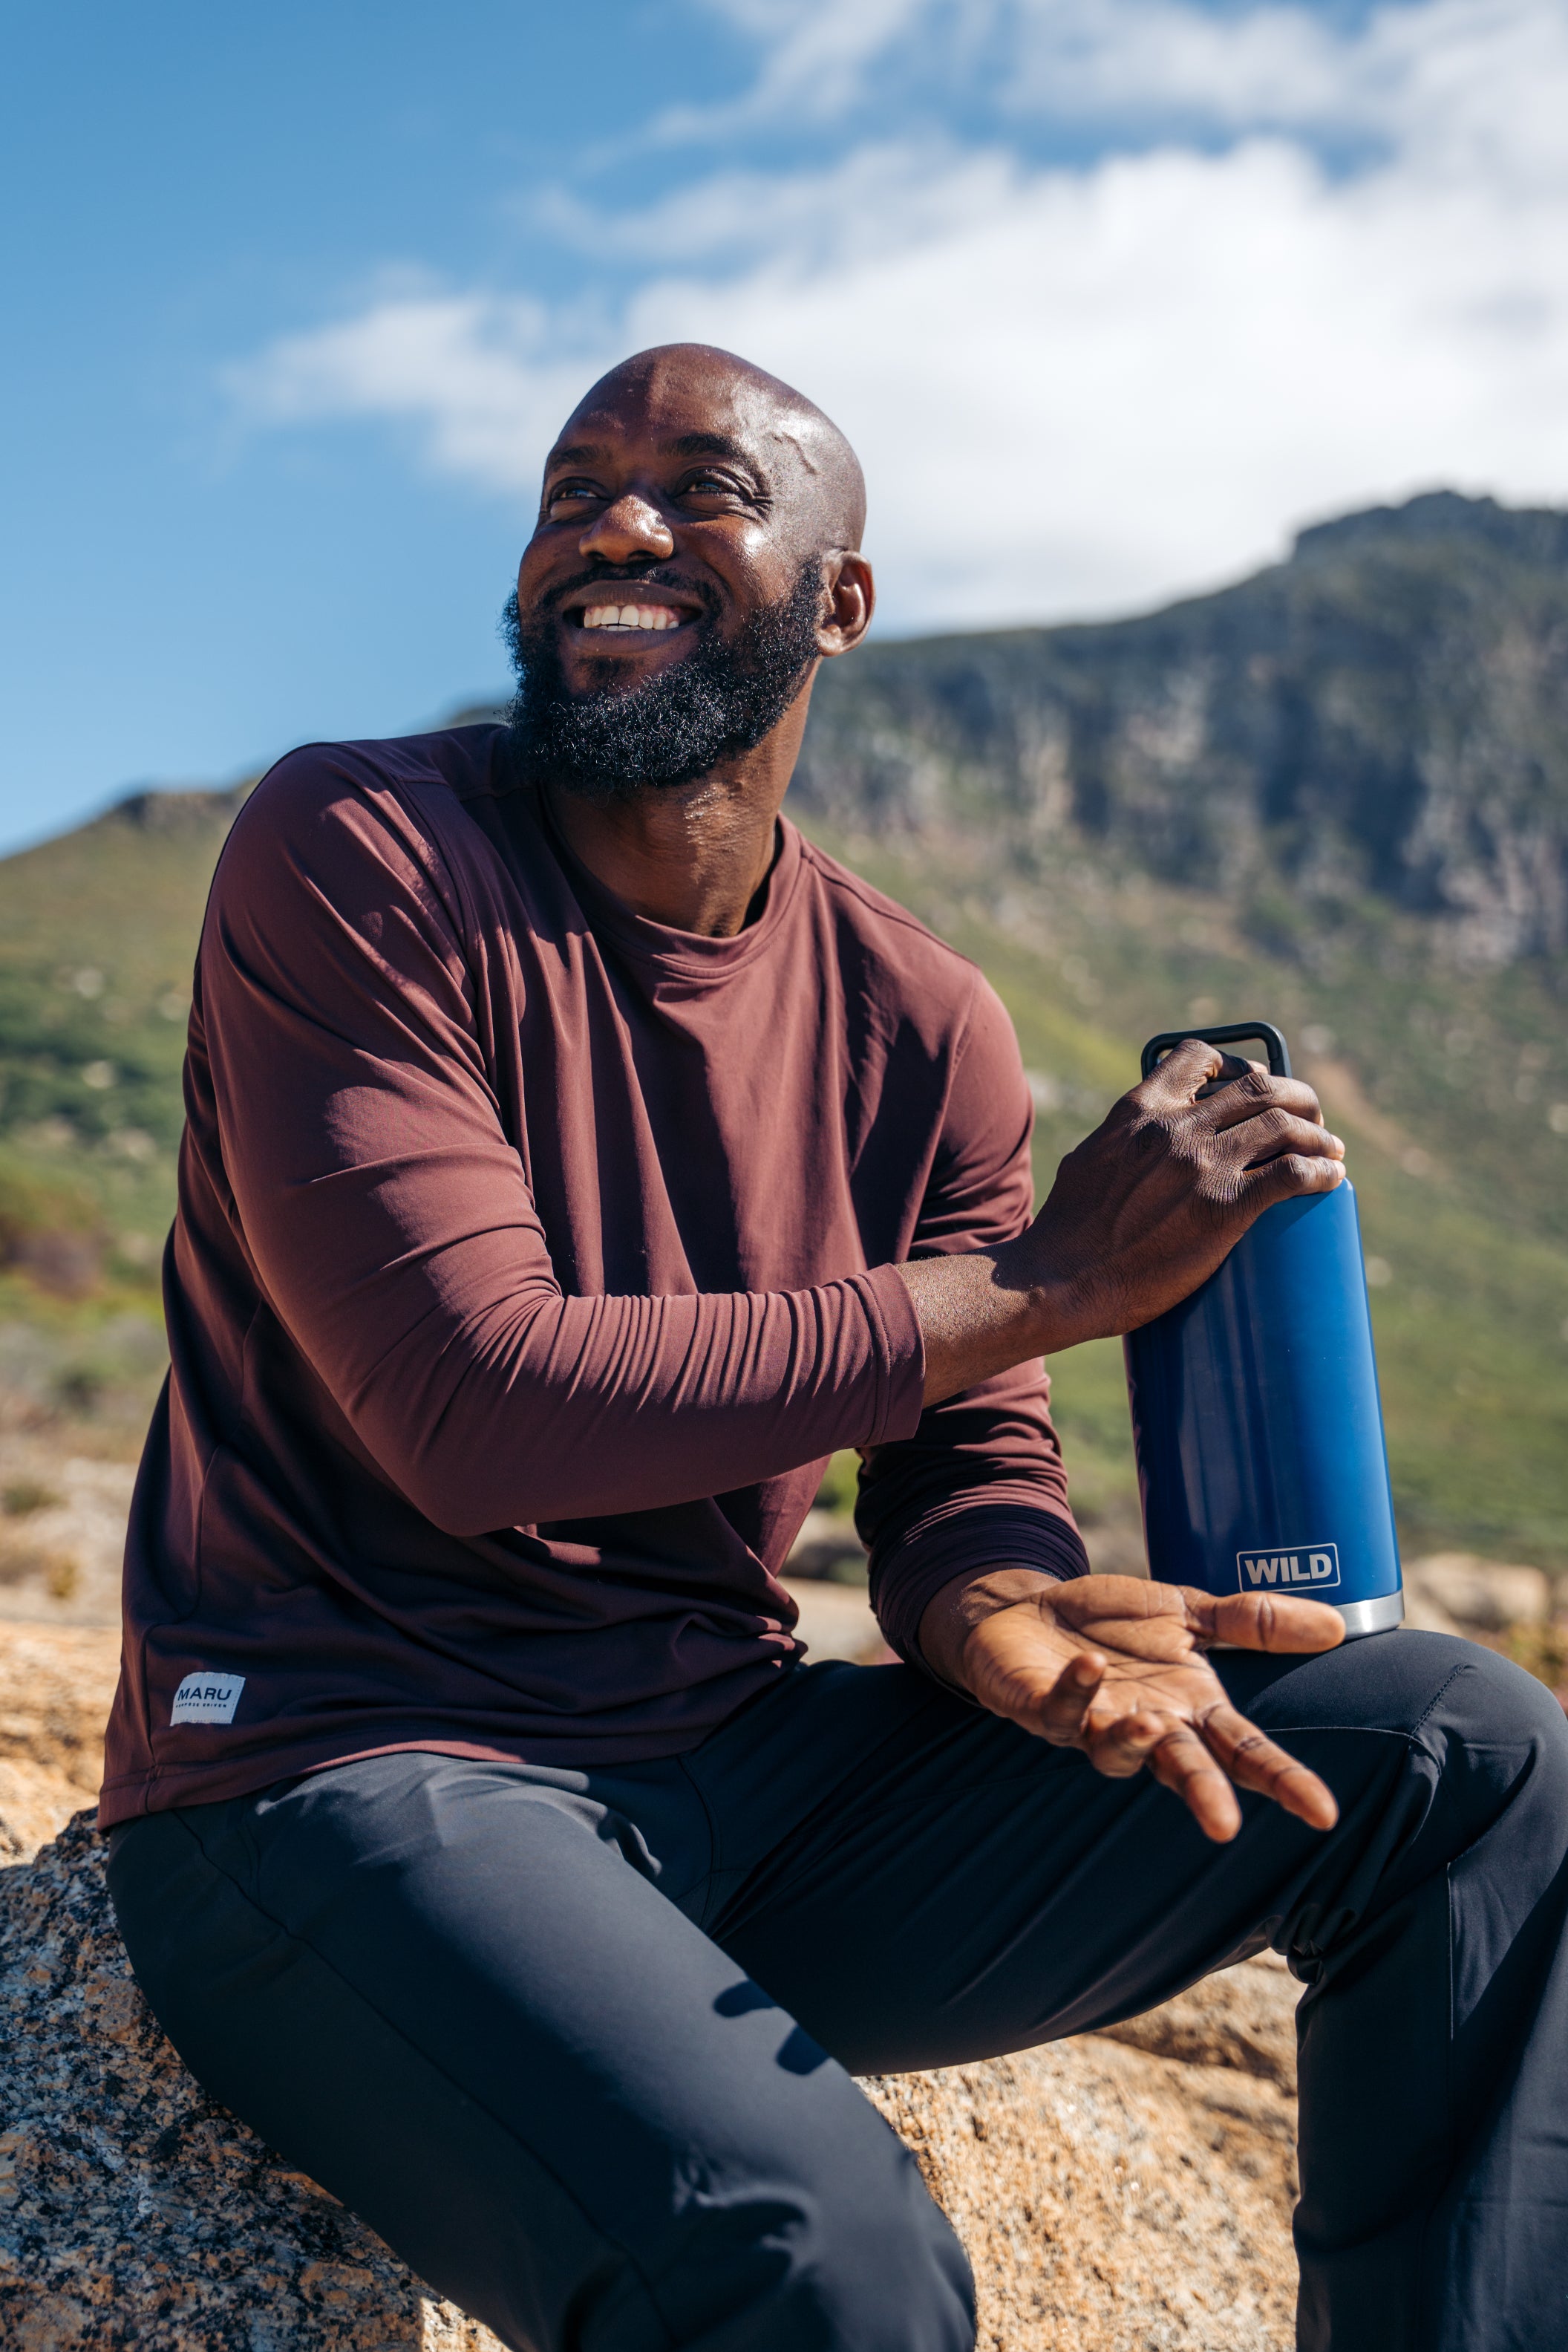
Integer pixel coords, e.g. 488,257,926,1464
0,788,244,1447
0,490,1561,1563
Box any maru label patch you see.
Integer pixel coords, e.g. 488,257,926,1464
170,1671,246,1727
1236,1543,1341,1594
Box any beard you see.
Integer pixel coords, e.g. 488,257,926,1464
503,559,823,801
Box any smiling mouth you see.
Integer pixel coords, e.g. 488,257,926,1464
578,602,686,635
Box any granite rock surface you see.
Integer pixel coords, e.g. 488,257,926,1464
0,1810,504,2351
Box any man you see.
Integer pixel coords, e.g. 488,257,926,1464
105,345,1568,2352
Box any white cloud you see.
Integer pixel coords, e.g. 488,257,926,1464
227,0,1568,628
654,0,941,137
686,0,1568,161
526,143,1014,271
232,288,586,498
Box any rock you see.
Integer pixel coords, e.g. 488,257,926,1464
0,1812,506,2350
797,489,1568,967
1091,1947,1298,2093
1399,1589,1467,1637
1404,1554,1550,1632
866,2016,1298,2352
1,1809,1302,2350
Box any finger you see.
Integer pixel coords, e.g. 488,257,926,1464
1081,1707,1174,1779
1031,1649,1107,1741
1195,1591,1347,1655
1201,1068,1328,1133
1135,1036,1228,1107
1196,1701,1339,1830
1144,1721,1244,1841
1194,1052,1268,1102
1239,1150,1347,1208
1211,1109,1344,1169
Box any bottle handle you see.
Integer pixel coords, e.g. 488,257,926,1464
1140,1020,1293,1082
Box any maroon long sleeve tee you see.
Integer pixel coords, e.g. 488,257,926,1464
100,725,1086,1825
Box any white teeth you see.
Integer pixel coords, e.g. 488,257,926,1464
581,604,679,632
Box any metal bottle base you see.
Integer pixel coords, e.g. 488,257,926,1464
1335,1590,1405,1638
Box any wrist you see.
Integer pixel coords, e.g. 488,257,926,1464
990,1230,1091,1357
918,1566,1066,1692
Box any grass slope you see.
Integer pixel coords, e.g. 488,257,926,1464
0,791,241,1430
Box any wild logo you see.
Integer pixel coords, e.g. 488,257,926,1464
1235,1544,1342,1594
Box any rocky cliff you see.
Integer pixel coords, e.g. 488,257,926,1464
797,492,1568,971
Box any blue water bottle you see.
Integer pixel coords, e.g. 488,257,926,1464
1123,1021,1404,1638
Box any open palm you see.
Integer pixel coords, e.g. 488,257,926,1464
956,1574,1345,1843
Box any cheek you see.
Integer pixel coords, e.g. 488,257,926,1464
514,530,571,605
700,524,794,608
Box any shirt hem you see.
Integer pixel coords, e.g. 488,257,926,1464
97,1712,769,1830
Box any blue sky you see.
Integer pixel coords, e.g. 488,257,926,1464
6,0,1567,850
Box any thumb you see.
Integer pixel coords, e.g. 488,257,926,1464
1198,1590,1347,1653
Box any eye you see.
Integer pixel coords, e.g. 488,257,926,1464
678,468,753,504
545,478,605,515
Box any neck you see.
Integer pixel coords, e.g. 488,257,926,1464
539,699,810,938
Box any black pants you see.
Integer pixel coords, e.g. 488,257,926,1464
108,1632,1568,2352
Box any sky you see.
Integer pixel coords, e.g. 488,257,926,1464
5,0,1568,850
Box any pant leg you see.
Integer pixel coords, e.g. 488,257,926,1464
107,1750,973,2352
686,1633,1568,2352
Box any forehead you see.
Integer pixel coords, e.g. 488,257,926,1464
547,361,813,479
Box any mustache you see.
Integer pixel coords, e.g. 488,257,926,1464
528,567,722,623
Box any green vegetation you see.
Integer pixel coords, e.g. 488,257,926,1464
0,787,241,1299
0,788,244,1447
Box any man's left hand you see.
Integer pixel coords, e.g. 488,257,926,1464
918,1570,1345,1843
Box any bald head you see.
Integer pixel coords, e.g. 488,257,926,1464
512,339,875,808
559,344,866,555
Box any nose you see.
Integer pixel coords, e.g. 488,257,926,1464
579,493,675,567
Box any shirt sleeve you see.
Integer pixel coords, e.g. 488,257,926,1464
195,757,926,1538
859,974,1090,1669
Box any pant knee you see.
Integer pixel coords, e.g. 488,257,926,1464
810,2146,974,2352
794,2194,973,2352
1238,1626,1566,1753
1373,1636,1568,1904
1402,1630,1568,1768
655,2127,974,2352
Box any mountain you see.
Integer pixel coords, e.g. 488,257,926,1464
799,489,1568,969
0,492,1561,1562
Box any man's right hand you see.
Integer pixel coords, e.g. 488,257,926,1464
898,1037,1345,1404
1022,1037,1345,1348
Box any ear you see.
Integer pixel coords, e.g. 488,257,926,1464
815,553,875,658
